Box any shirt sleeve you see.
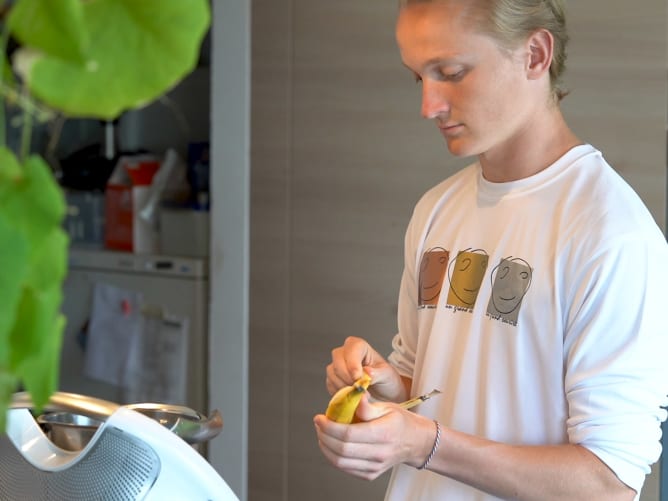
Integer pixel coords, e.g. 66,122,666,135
388,201,425,378
564,231,668,492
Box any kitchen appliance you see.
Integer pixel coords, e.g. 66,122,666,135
0,392,236,500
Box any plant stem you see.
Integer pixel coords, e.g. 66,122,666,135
0,21,8,149
0,84,54,122
19,85,31,161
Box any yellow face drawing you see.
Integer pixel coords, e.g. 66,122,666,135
418,248,450,307
446,250,489,309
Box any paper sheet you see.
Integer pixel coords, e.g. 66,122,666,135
84,282,144,386
83,282,190,405
122,309,189,404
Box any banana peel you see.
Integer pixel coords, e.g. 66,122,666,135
325,373,372,424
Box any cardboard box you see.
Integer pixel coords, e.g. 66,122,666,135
104,155,161,253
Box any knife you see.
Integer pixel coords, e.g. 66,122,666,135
399,389,442,410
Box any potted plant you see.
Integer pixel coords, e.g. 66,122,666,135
0,0,211,430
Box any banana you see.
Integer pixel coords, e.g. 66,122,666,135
325,373,372,424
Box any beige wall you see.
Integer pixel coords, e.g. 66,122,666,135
249,1,666,500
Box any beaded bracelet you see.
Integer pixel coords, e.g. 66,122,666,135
418,420,441,470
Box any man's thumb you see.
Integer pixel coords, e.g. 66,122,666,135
354,393,392,422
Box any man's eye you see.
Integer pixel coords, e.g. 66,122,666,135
413,73,423,84
442,69,465,81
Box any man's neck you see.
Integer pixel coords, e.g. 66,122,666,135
478,107,580,183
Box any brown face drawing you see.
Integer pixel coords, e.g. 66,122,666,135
418,248,450,307
446,249,489,309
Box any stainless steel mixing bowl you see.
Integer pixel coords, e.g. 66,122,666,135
36,412,104,451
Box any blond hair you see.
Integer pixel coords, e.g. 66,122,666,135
400,0,569,101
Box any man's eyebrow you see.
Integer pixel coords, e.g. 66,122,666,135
425,57,456,66
402,57,460,72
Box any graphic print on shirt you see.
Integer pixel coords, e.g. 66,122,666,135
486,257,532,326
418,247,450,308
445,249,489,313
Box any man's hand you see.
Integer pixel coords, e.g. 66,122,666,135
326,336,409,403
314,393,436,480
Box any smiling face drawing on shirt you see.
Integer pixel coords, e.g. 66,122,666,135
446,249,489,309
487,257,532,324
418,247,450,307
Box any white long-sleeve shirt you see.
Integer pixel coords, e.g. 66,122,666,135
386,145,668,500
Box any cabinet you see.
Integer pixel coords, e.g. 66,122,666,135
59,249,209,413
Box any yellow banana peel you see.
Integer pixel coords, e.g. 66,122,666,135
325,373,372,424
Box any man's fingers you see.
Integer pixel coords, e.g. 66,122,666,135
355,393,393,422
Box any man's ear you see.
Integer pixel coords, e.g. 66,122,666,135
526,28,554,80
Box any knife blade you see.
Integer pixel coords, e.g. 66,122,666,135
399,389,442,410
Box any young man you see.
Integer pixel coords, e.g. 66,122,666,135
313,1,668,500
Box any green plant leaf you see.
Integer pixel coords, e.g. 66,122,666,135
9,286,60,370
19,314,65,412
9,286,65,410
0,149,68,427
1,154,66,246
2,60,16,89
21,154,67,225
27,226,68,292
0,148,30,354
10,226,68,363
0,146,22,181
0,216,29,365
0,371,19,431
13,0,210,119
7,0,89,63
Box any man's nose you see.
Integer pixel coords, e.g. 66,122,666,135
421,81,450,119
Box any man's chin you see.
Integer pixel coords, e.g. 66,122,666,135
443,137,479,158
